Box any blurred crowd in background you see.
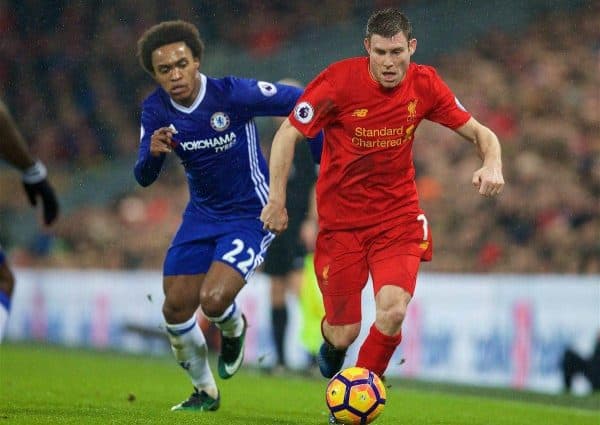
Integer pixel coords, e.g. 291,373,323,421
0,1,598,273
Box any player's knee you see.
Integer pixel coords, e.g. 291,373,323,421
162,301,194,324
376,305,406,332
387,306,406,326
198,291,228,317
0,264,15,295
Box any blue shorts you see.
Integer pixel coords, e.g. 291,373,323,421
163,216,275,280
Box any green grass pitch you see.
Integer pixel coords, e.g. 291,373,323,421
1,343,598,424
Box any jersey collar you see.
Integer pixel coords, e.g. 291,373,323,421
170,73,207,113
364,60,413,94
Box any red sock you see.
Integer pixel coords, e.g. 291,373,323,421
356,324,402,377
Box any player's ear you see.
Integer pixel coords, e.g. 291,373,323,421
363,37,371,54
408,38,417,56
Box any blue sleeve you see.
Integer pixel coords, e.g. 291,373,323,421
133,106,166,187
307,132,323,164
228,77,303,118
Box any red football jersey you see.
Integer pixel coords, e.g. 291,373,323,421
289,58,471,230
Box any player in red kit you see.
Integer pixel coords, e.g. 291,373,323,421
261,8,504,384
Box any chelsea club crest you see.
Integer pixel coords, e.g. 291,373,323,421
210,112,230,131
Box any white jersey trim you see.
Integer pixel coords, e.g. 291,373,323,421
245,122,269,206
170,73,207,114
245,231,275,281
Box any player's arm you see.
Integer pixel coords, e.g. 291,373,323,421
0,99,36,170
0,99,59,225
260,118,305,234
133,108,173,187
454,117,504,197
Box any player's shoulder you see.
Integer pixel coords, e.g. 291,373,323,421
409,62,444,82
141,87,170,111
211,75,255,92
315,57,366,91
326,57,367,76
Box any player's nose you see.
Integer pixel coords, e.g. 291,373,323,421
170,68,182,80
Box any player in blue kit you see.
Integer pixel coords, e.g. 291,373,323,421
134,20,321,412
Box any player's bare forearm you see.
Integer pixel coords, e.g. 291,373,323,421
455,117,504,197
268,119,303,206
260,118,304,233
0,99,36,171
476,127,502,168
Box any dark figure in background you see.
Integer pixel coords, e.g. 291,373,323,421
562,334,600,393
261,78,318,373
0,98,59,342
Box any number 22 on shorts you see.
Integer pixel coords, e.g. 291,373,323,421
222,238,256,274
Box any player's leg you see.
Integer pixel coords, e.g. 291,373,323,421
314,229,368,378
356,250,421,378
355,282,412,378
270,273,288,371
199,261,248,379
163,274,220,411
201,223,274,379
0,249,15,343
163,242,219,412
318,308,361,378
263,237,292,371
263,230,305,372
356,216,432,378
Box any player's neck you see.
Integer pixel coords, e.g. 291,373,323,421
367,63,408,91
175,73,202,107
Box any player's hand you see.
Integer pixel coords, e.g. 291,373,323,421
300,218,318,251
150,127,177,157
260,201,288,234
472,163,504,197
22,161,59,225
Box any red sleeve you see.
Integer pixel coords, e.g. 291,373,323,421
425,69,471,129
289,68,338,138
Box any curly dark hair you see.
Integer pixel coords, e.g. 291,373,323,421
136,20,205,75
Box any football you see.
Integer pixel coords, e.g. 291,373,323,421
325,366,386,425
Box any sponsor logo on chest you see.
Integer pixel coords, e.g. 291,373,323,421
179,131,237,153
349,99,419,149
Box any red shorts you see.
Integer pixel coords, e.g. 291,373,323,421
314,214,432,325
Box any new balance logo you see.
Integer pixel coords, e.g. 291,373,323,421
352,109,368,118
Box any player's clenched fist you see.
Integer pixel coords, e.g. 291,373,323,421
472,163,504,197
260,201,288,235
150,127,177,157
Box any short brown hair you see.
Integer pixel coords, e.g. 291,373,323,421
365,8,412,41
136,20,205,75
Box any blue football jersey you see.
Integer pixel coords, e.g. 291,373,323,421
134,74,304,222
